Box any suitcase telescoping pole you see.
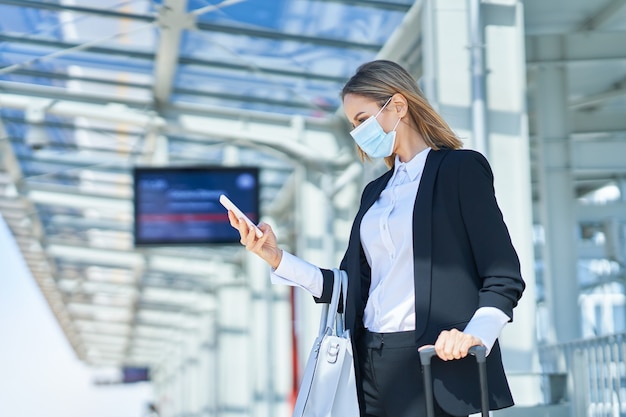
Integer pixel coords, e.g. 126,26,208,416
419,345,489,417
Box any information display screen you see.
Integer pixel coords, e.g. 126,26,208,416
133,166,259,246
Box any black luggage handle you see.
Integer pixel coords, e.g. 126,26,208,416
419,345,489,417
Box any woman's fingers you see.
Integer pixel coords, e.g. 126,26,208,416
227,210,246,240
433,329,483,361
251,227,270,253
226,211,281,267
244,222,260,251
227,210,256,245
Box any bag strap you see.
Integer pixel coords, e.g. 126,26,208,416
323,269,343,335
335,269,348,335
316,269,348,337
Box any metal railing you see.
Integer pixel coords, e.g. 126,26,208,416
539,333,626,417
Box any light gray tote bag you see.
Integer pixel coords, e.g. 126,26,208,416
293,269,360,417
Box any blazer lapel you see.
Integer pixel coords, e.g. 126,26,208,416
413,149,448,340
360,169,394,214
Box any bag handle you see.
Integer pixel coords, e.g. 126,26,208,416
335,270,348,335
323,269,343,335
316,269,348,337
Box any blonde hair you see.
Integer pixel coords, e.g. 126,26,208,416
342,60,462,168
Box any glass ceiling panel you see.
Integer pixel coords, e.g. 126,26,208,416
1,0,409,117
169,0,408,116
0,2,156,100
191,0,409,40
0,0,416,366
173,64,344,114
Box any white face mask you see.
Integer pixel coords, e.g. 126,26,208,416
349,97,401,158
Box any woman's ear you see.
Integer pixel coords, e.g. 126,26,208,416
391,93,408,117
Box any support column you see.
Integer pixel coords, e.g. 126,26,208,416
164,335,183,417
467,0,488,155
162,352,178,417
247,247,292,417
186,320,202,417
198,312,217,417
535,35,581,344
483,0,539,405
216,282,251,417
423,0,540,405
292,166,334,388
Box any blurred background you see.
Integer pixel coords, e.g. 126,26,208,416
0,0,625,416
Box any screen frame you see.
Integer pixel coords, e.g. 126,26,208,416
133,165,260,247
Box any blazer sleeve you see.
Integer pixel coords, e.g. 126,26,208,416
458,151,525,320
312,256,348,314
314,262,345,304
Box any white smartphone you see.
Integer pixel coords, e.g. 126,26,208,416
219,194,263,238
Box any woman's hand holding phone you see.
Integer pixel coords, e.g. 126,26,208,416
221,195,283,269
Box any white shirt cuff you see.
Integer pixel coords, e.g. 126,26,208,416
270,250,323,298
462,307,510,356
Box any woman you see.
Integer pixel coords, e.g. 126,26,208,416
228,60,525,417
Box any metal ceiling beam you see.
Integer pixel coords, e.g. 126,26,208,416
194,21,382,51
570,77,626,110
7,68,152,92
5,68,331,111
175,56,347,83
572,111,626,134
0,90,163,126
47,215,131,231
313,0,412,11
0,33,154,60
376,0,423,70
175,113,352,167
174,87,337,111
16,154,136,174
19,154,132,177
578,0,626,31
47,243,144,268
45,242,233,279
0,0,155,22
578,201,626,223
28,188,131,212
0,80,152,108
526,31,626,65
571,138,626,175
153,0,189,108
1,0,382,50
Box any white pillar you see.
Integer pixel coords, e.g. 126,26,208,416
483,0,540,405
198,312,217,417
467,0,488,155
187,321,202,417
162,353,178,417
534,34,581,344
292,166,331,389
423,0,540,405
247,248,292,417
216,283,251,417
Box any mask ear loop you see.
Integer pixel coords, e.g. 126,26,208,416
375,96,394,118
391,117,402,132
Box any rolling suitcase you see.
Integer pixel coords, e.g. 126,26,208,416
419,345,489,417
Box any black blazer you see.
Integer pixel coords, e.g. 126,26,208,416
315,148,525,415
